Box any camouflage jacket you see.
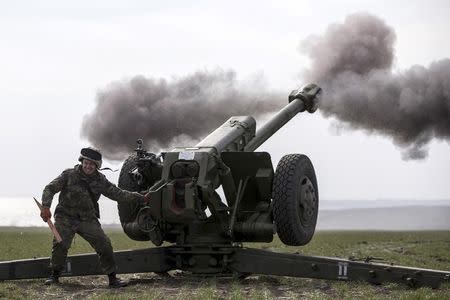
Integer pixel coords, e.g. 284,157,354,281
42,164,143,220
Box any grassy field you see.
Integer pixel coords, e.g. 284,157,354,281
0,228,449,299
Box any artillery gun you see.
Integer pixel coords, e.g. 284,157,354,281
118,83,321,248
1,84,449,288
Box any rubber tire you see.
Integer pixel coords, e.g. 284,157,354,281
118,154,149,241
272,154,319,246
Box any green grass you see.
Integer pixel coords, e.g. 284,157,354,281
0,228,449,299
255,231,450,270
0,227,150,261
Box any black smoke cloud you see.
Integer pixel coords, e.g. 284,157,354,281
301,13,450,160
81,70,283,160
82,13,450,161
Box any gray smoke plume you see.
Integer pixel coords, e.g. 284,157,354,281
301,13,450,160
81,69,283,160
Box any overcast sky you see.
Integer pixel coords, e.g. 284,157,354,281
1,0,449,208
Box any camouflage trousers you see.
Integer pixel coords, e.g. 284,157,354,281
50,216,116,275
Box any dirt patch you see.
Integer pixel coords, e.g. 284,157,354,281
6,272,333,299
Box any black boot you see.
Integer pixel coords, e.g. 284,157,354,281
44,270,60,285
108,272,128,288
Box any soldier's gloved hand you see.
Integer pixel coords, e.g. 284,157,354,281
40,207,52,222
142,193,151,205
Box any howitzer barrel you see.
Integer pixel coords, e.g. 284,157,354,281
193,84,321,154
195,116,256,153
244,83,321,152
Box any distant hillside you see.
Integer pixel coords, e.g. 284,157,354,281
1,196,449,229
317,206,450,230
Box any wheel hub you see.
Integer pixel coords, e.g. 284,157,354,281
298,176,317,225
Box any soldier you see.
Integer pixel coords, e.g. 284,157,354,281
40,147,149,288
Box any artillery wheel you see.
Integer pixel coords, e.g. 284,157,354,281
272,154,318,246
118,154,140,221
118,154,149,240
118,155,141,190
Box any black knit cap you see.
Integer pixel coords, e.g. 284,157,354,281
79,147,102,168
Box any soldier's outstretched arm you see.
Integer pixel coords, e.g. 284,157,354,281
41,169,70,208
101,177,145,203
